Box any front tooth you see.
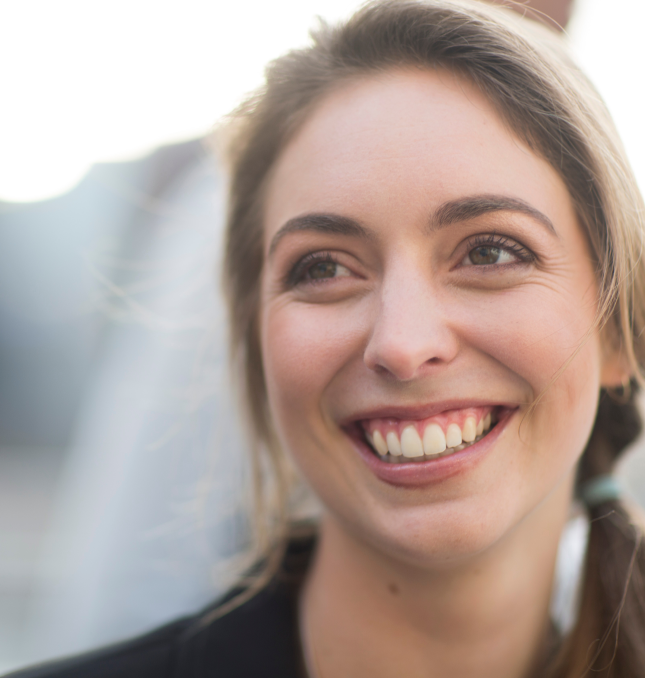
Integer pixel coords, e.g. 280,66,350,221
476,417,484,436
423,423,446,456
446,423,462,448
401,426,424,457
484,413,492,431
386,431,402,456
462,417,477,443
372,430,388,456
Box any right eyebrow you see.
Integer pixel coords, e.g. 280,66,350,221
431,194,557,236
268,213,374,257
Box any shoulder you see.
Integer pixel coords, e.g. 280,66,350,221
3,616,190,678
3,588,295,678
173,532,315,678
4,531,316,678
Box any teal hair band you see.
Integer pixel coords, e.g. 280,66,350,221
579,475,622,508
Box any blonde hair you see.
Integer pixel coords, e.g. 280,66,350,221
222,1,645,673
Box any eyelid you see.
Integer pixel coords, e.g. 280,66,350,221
459,233,536,266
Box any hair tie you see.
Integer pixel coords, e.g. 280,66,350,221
578,475,622,508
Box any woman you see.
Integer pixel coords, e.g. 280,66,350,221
11,1,645,677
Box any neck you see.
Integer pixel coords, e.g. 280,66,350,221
301,481,572,678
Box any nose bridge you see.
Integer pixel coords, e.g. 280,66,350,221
363,262,458,381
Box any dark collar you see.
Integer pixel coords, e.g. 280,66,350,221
173,533,316,678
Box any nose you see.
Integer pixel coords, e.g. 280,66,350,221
363,269,459,381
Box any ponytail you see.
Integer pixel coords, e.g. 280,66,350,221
548,387,645,677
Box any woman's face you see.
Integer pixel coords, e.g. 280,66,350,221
260,69,619,565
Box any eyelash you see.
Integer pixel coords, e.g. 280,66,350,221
285,234,535,288
461,233,535,265
286,250,343,287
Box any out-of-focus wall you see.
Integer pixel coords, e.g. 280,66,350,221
0,141,249,672
0,154,148,671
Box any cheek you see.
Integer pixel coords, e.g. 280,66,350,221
457,282,599,393
456,282,601,463
261,302,363,426
537,333,601,443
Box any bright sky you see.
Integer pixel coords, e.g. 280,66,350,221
0,0,643,203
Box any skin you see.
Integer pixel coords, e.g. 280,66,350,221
260,69,626,677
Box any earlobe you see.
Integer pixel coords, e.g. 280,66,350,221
599,320,633,389
600,349,632,390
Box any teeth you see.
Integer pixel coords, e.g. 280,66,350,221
462,416,477,443
372,430,388,456
423,423,446,456
386,431,402,456
367,409,497,462
445,423,462,448
476,417,484,436
401,426,424,457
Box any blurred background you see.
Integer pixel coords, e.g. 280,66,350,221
1,0,645,672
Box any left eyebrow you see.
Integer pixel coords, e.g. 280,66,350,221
268,213,374,257
431,194,557,236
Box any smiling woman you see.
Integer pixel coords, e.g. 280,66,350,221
223,1,645,676
9,1,645,678
261,69,600,502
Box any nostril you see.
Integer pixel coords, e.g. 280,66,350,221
363,307,459,381
371,364,387,375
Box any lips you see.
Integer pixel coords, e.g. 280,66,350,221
343,404,516,487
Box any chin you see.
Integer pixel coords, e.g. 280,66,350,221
333,490,529,570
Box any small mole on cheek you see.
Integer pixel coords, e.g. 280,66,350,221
387,582,400,595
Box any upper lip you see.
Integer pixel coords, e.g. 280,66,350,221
339,399,520,426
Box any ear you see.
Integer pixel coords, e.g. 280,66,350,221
600,341,632,390
601,358,631,389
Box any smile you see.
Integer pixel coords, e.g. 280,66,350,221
361,406,499,463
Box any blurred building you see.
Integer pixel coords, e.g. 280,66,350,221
0,139,248,672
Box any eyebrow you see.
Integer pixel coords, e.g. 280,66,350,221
268,213,373,257
268,194,557,256
432,194,557,235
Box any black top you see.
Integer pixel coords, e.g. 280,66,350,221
7,536,315,678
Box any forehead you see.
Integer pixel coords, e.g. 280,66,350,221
263,67,574,242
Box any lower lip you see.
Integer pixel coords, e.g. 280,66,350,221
349,409,516,488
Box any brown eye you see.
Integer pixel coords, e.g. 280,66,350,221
463,245,517,266
309,261,337,279
307,261,351,280
469,246,501,265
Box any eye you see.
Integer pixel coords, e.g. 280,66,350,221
460,234,534,267
465,246,516,266
307,260,352,280
286,251,354,287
